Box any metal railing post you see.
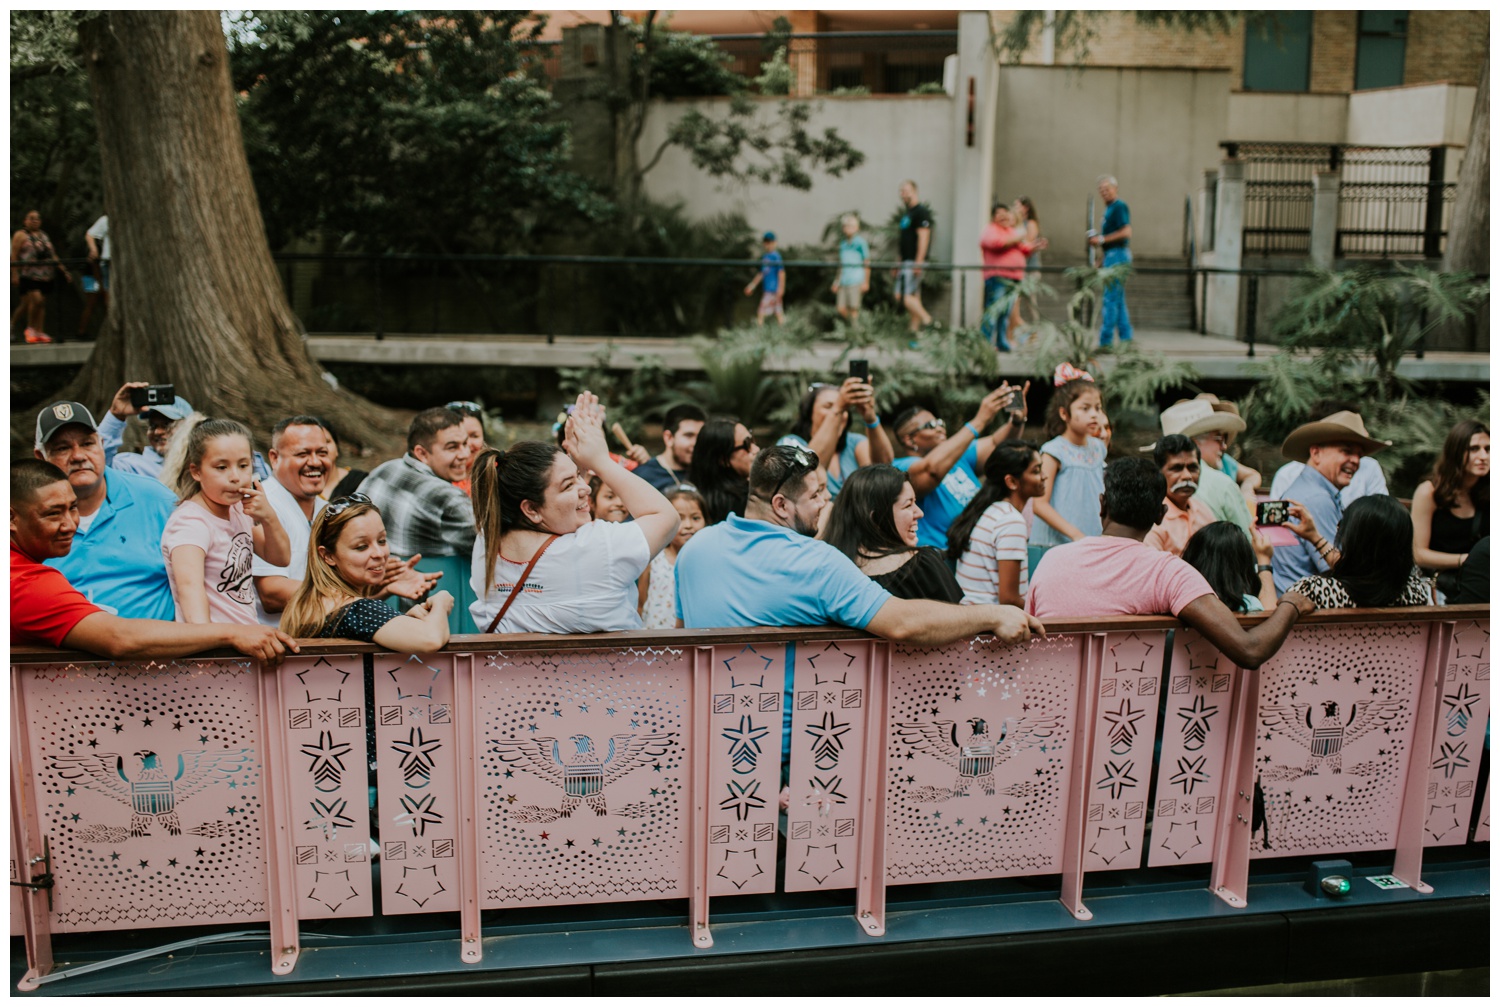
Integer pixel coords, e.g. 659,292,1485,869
374,257,385,341
1244,272,1259,358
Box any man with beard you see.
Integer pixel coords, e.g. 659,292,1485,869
1273,411,1393,595
251,415,440,625
97,382,193,478
1144,434,1215,557
33,399,177,620
674,446,1041,647
635,403,706,492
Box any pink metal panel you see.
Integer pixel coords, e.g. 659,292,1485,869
705,643,782,898
1474,777,1490,842
1250,623,1431,858
784,639,878,893
277,656,373,921
20,659,271,932
884,634,1082,884
477,647,692,908
1149,630,1237,868
10,822,22,936
1082,631,1168,873
1424,619,1489,846
372,653,461,915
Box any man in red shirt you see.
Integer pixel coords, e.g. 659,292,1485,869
11,459,298,662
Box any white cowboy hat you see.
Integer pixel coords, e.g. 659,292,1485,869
1280,411,1391,462
1138,399,1245,453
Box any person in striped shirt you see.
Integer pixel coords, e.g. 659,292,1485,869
948,441,1045,606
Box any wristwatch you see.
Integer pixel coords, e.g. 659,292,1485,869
1255,564,1273,574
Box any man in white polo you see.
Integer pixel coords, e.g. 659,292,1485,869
252,415,334,624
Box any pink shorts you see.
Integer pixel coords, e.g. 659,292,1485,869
758,291,782,316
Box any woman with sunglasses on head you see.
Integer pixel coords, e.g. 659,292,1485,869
469,391,679,635
689,417,759,525
777,376,893,500
280,495,454,651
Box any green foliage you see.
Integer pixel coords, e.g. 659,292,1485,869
753,46,794,96
1240,266,1490,490
629,21,742,98
9,11,101,248
665,94,865,192
229,11,604,253
557,348,675,443
993,10,1255,64
908,81,948,95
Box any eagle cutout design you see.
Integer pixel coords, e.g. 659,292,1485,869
1260,698,1402,775
492,732,676,818
895,715,1062,796
49,748,252,836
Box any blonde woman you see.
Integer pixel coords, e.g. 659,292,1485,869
280,494,453,651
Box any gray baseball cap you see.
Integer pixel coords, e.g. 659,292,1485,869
34,401,99,449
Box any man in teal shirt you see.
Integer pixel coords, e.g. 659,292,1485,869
34,400,178,620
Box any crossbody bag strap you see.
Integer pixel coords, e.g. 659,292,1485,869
484,534,560,634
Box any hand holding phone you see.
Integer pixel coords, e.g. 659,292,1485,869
129,383,176,410
848,359,869,382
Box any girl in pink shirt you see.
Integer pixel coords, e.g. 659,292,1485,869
160,417,291,625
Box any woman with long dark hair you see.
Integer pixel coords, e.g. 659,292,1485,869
1284,495,1432,608
1180,521,1278,614
822,464,961,602
689,417,757,525
948,441,1044,606
468,392,678,634
778,376,893,499
1411,419,1489,597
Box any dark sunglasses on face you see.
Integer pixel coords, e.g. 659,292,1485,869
733,436,756,453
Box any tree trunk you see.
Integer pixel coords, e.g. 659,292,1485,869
1443,58,1488,275
24,12,405,457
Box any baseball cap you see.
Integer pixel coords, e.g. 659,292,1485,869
142,396,194,422
762,231,776,242
35,401,100,449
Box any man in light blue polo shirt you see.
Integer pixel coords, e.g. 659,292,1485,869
677,445,1044,764
33,399,178,620
1273,411,1392,594
889,383,1027,549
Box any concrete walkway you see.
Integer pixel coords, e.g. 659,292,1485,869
12,328,1489,382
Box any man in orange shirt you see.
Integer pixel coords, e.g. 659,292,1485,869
1144,434,1215,556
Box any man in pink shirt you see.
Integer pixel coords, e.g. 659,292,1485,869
1027,458,1312,669
978,203,1045,352
1143,433,1215,556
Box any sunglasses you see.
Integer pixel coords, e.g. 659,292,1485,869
733,436,756,453
446,400,483,415
325,492,372,517
911,418,947,433
768,448,818,501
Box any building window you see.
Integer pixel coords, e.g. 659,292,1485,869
1355,11,1407,90
1243,11,1313,92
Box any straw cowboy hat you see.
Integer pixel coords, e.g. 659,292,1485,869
1194,393,1243,443
1280,411,1392,463
1139,399,1246,453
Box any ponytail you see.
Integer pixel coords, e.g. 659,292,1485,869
159,414,253,502
947,441,1038,561
470,442,563,594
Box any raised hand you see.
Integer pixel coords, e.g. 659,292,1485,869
1284,501,1320,543
239,479,276,525
109,381,150,419
563,391,610,471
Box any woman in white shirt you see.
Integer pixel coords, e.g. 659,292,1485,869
469,391,679,634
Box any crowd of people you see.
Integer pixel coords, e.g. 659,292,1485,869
11,361,1487,668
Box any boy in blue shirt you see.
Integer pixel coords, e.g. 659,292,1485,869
831,214,870,324
744,231,785,325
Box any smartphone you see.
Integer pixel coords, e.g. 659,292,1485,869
1256,500,1290,526
849,359,869,383
130,384,176,409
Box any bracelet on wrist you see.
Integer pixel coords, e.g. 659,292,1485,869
866,415,881,428
964,421,982,439
1255,564,1273,574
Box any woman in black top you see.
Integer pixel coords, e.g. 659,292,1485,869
1411,419,1488,597
689,417,758,525
1285,495,1432,609
279,495,454,650
822,464,962,602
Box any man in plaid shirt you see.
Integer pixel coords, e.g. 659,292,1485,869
360,407,476,558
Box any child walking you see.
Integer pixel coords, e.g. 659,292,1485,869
160,416,291,624
831,214,870,324
744,231,785,325
1029,369,1107,554
638,486,707,629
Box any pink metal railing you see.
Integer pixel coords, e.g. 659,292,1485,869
9,607,1489,990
